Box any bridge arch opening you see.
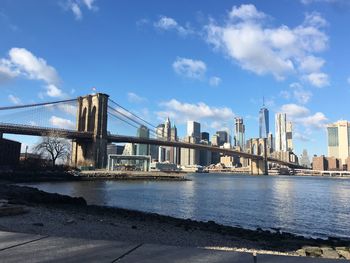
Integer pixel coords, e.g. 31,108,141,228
252,144,257,155
258,144,263,156
88,106,96,132
81,107,87,131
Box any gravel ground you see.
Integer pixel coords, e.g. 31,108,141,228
0,204,295,256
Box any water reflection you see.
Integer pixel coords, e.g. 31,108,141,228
22,174,350,238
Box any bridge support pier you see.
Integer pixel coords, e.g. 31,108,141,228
71,93,109,169
248,138,268,175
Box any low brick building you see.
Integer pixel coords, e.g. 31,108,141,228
0,137,21,168
312,155,342,171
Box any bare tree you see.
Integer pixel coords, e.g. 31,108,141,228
35,135,70,167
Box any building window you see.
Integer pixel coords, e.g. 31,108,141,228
327,127,338,147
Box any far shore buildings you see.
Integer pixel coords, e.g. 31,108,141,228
327,120,350,164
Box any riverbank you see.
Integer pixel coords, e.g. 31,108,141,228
0,183,349,259
0,170,188,183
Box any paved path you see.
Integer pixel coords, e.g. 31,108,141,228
0,231,345,262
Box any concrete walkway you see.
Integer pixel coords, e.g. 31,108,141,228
0,231,345,262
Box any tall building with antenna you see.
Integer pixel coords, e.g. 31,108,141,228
259,97,269,138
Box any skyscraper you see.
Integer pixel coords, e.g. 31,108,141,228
327,120,350,163
234,117,245,149
300,149,311,168
259,103,269,138
187,121,201,140
216,130,229,146
136,125,150,156
275,113,287,152
286,121,293,151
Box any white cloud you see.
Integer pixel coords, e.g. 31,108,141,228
305,72,329,87
0,48,64,97
293,88,312,104
8,94,21,105
205,4,329,83
156,99,235,127
229,4,266,21
173,57,206,79
299,55,325,73
58,104,77,116
299,112,327,128
0,59,19,83
46,84,63,97
281,103,310,118
64,0,98,20
127,92,147,103
154,16,193,36
303,12,328,28
279,103,327,130
49,116,75,130
209,76,222,86
301,0,348,5
8,48,59,85
289,82,312,104
70,2,82,20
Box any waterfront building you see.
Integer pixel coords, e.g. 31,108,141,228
180,136,199,166
259,103,269,138
122,143,136,156
136,125,150,156
187,121,201,141
312,155,342,171
286,121,293,151
216,130,229,146
201,132,210,142
107,143,124,156
275,113,287,152
199,139,211,166
234,117,245,149
211,134,219,146
210,134,220,164
300,149,311,168
327,120,350,163
267,132,274,154
155,118,179,164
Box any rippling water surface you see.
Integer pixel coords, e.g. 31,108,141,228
23,174,350,238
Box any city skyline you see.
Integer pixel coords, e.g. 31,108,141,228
1,0,350,157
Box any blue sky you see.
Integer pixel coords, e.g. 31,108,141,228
1,0,350,156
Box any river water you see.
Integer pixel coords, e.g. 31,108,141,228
22,174,350,239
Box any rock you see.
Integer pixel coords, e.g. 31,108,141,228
321,247,339,259
335,247,350,260
33,222,44,227
296,249,306,256
64,219,76,225
0,205,28,216
303,246,322,257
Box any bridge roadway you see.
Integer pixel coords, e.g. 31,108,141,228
0,123,304,169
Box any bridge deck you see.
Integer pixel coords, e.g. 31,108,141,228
0,123,304,169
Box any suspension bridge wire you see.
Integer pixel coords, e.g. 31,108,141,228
108,98,157,129
108,99,200,145
108,106,162,138
0,98,77,111
108,105,190,144
107,106,172,142
108,110,141,130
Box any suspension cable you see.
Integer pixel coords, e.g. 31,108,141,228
0,99,77,111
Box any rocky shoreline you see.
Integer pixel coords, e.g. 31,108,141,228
0,183,349,259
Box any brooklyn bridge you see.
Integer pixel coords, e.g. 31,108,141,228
0,93,304,175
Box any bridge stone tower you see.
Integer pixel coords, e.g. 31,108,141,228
247,138,268,175
71,93,109,169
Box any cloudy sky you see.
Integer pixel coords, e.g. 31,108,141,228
1,0,350,155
